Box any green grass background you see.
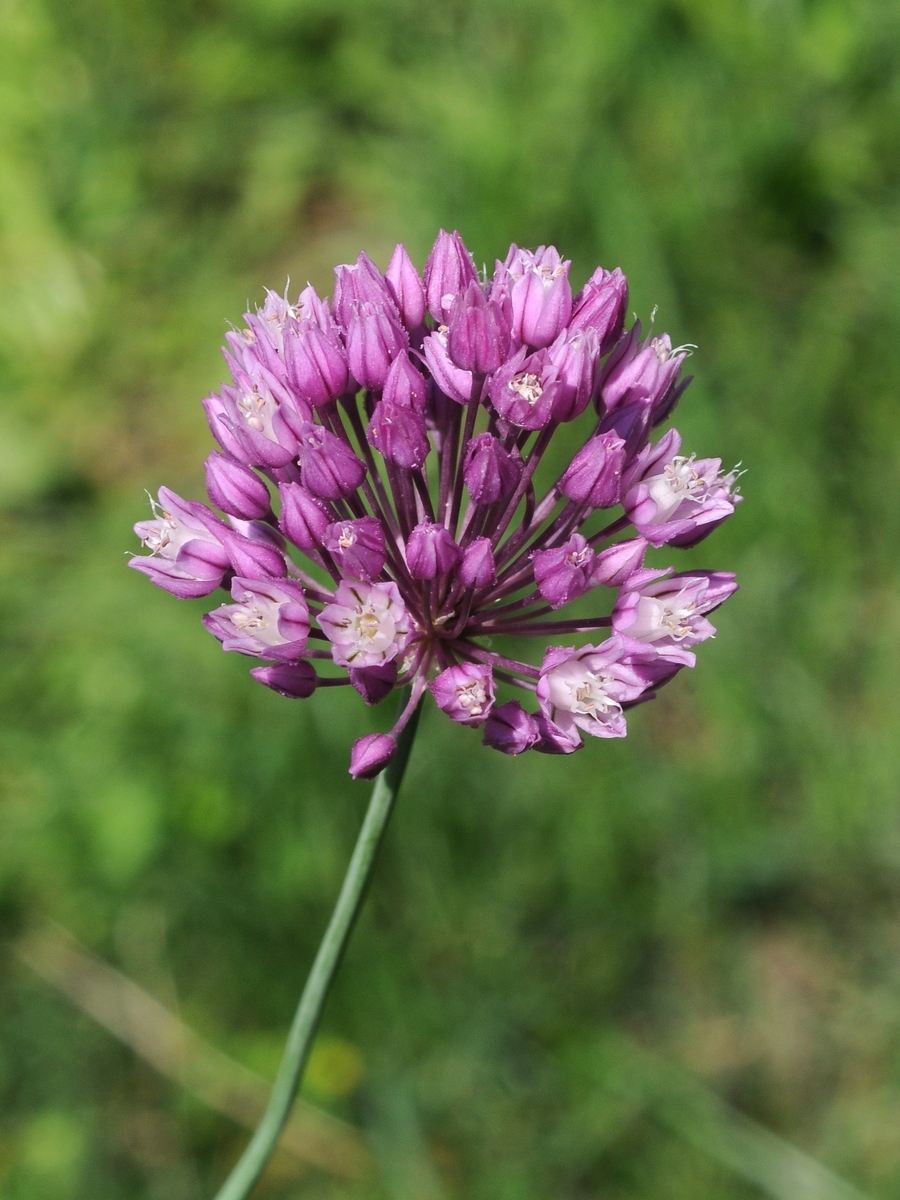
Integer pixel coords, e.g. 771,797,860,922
2,0,900,1196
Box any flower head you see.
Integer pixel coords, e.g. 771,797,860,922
132,232,741,774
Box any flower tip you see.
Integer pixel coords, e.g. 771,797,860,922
349,733,398,780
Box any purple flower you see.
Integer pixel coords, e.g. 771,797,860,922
623,429,742,547
131,488,231,598
133,240,740,775
430,663,495,726
319,581,412,668
203,577,310,659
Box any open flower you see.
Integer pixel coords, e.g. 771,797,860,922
131,232,740,776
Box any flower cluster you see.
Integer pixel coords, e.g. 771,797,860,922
131,233,740,778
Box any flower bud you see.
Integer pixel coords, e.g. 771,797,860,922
590,538,649,588
205,452,271,520
345,302,408,391
533,533,595,609
459,537,496,588
569,266,628,353
367,400,430,470
250,661,318,698
422,329,474,404
349,662,398,705
429,663,495,726
296,422,366,500
482,701,541,755
446,282,511,374
278,481,331,552
405,522,461,579
386,243,426,329
558,430,627,508
503,245,573,349
284,322,349,407
349,733,397,779
382,351,428,412
223,528,287,579
324,517,386,581
423,229,479,324
463,433,522,504
546,328,600,422
333,252,398,330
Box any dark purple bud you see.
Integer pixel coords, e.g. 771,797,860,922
284,322,349,407
333,252,398,330
533,715,584,755
349,662,398,705
533,533,595,609
296,422,366,500
546,328,600,422
463,433,522,504
250,661,318,699
422,329,474,404
345,302,408,391
429,663,495,726
278,481,331,552
406,522,461,579
424,229,479,324
223,529,287,579
367,399,430,470
382,352,428,412
205,452,271,520
386,244,426,329
446,282,511,373
349,733,397,780
590,538,649,588
459,537,496,588
569,266,628,353
482,701,541,755
324,517,386,581
558,430,627,508
505,246,573,349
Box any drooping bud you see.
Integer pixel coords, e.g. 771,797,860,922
284,322,349,407
324,517,386,581
405,523,461,579
446,281,511,374
205,452,272,520
386,243,427,330
296,422,366,500
382,351,428,412
345,302,408,391
533,533,596,609
349,733,397,779
590,538,649,588
558,430,627,508
250,661,318,698
423,229,479,324
429,663,495,726
482,701,541,755
569,266,628,353
278,481,331,552
422,328,474,404
367,400,430,470
203,576,309,659
459,537,496,588
223,528,287,579
349,662,398,705
463,433,522,504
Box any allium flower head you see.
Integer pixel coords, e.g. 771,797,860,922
131,232,741,776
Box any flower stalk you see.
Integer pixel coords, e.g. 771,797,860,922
213,688,421,1200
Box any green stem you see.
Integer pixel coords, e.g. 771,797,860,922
213,690,421,1200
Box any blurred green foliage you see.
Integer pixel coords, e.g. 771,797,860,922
2,0,900,1196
